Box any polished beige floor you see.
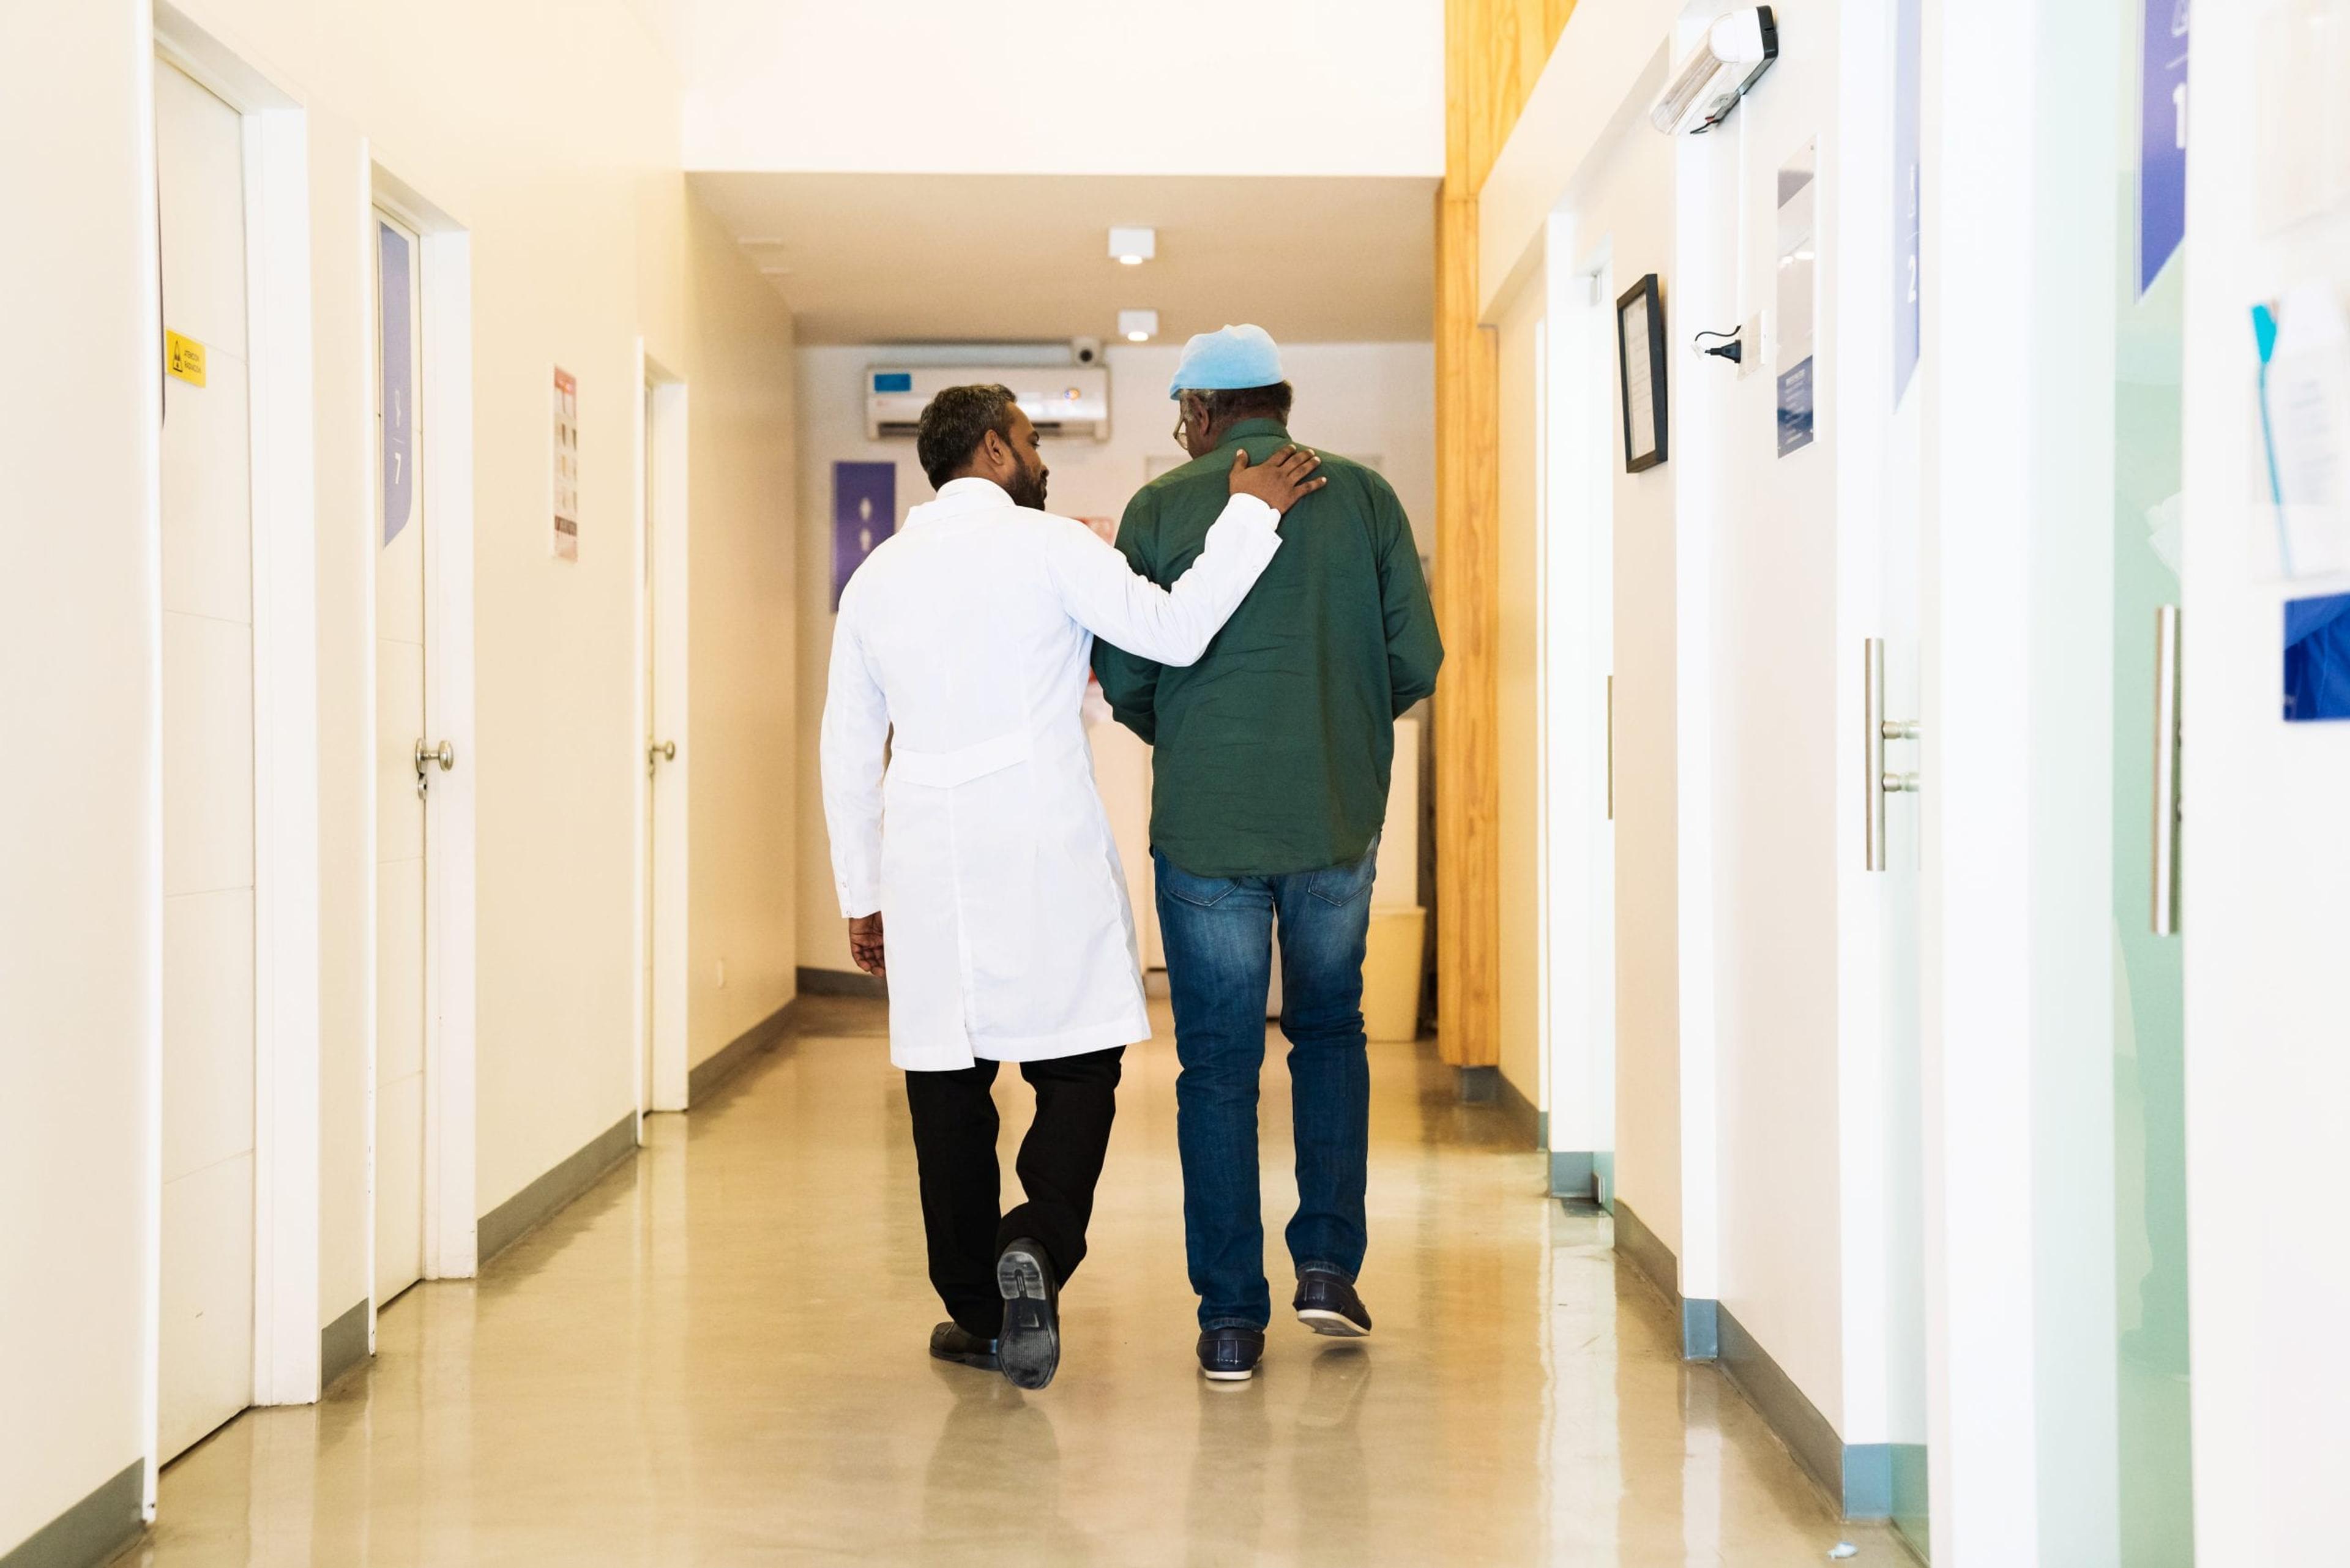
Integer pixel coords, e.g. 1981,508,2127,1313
143,998,1909,1566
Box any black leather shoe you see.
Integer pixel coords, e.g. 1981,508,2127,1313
1197,1327,1267,1381
929,1322,998,1370
1293,1270,1373,1338
996,1239,1061,1391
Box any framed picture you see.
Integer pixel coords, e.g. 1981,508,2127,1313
1616,273,1669,472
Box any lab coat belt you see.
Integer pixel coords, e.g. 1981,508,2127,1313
888,730,1032,789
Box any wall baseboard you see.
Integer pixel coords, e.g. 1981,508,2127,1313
320,1297,369,1392
795,965,885,1000
687,998,802,1105
1548,1149,1595,1200
1717,1303,1890,1520
477,1113,638,1267
1610,1204,1884,1513
1493,1069,1540,1146
0,1459,141,1568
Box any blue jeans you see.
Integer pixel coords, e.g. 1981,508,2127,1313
1154,840,1378,1331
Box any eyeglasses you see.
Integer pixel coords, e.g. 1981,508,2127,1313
1171,408,1188,449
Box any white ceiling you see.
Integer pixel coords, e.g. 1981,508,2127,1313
688,172,1438,346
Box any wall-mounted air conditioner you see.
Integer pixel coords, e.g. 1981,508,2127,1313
864,366,1111,442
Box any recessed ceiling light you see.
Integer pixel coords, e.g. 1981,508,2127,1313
1109,226,1157,266
1117,308,1159,343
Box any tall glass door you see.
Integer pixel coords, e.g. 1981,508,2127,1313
2108,0,2194,1556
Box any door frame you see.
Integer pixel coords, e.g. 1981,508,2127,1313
1537,217,1620,1197
635,343,690,1115
149,6,321,1457
364,166,478,1316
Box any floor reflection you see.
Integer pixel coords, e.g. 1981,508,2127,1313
144,999,1909,1566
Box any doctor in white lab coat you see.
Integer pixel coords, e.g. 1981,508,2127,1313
819,383,1324,1391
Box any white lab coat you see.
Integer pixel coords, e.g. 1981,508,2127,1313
821,477,1283,1070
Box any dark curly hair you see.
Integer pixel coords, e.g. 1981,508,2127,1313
916,383,1020,489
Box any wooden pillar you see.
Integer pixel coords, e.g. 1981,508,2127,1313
1434,0,1576,1069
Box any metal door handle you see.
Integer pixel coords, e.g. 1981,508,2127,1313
649,740,676,764
2152,605,2182,934
1865,638,1923,871
415,739,454,773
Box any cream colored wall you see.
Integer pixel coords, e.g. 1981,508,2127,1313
0,4,159,1550
647,188,800,1068
1494,281,1545,1114
0,13,800,1495
794,341,1437,977
157,0,797,1229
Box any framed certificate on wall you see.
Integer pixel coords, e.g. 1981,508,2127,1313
1616,272,1669,472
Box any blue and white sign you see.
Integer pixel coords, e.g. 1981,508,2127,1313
378,222,415,546
1893,0,1923,401
2138,0,2190,297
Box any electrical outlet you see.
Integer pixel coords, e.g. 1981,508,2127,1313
1739,310,1772,379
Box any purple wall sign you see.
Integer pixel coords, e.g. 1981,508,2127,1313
1893,0,1922,401
378,222,415,546
832,461,896,610
2138,0,2190,297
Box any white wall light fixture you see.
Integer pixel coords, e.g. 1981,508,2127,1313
1110,226,1157,266
1119,309,1160,343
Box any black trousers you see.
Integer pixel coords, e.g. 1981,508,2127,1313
903,1047,1124,1338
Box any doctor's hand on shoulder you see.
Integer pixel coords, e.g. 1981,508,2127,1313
1229,444,1327,513
848,911,886,979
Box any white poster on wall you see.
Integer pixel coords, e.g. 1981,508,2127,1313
553,365,580,561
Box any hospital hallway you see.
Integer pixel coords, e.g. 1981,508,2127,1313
136,998,1904,1568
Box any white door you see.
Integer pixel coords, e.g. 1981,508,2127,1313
157,57,257,1462
375,212,428,1304
643,378,662,1108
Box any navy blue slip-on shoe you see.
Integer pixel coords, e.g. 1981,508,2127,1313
996,1239,1061,1391
1197,1327,1267,1381
1292,1270,1373,1338
929,1322,999,1371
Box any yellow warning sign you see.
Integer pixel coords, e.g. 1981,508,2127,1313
166,330,206,387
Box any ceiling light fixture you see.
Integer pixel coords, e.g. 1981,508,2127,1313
1117,309,1159,343
1109,226,1157,266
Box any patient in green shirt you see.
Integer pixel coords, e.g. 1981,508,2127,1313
1092,324,1443,1381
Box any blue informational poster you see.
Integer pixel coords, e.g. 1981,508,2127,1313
832,461,895,610
378,222,415,547
1893,0,1923,401
2284,591,2350,721
2138,0,2190,297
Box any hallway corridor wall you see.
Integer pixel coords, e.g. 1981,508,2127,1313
1,7,797,1556
0,1,165,1553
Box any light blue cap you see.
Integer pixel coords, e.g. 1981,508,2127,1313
1168,324,1285,399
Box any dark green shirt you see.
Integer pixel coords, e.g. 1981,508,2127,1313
1093,419,1444,878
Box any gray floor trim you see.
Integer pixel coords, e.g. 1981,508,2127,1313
1548,1149,1595,1199
1892,1443,1931,1559
1455,1065,1499,1104
0,1459,142,1568
1717,1302,1890,1520
477,1113,638,1267
1682,1297,1720,1361
687,998,802,1105
320,1297,370,1391
796,965,886,1000
1610,1198,1679,1301
1493,1070,1540,1146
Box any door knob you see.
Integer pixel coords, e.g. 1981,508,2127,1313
416,739,454,772
650,740,676,763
